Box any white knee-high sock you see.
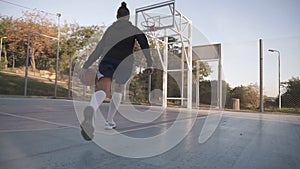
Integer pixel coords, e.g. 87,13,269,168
90,90,106,112
106,92,122,122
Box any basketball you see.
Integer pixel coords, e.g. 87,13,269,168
80,68,97,86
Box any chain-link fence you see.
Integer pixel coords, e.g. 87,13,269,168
214,36,300,113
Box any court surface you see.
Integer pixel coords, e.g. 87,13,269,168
0,97,300,169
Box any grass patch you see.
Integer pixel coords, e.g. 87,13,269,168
264,107,300,115
0,72,68,97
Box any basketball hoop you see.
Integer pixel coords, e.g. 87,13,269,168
141,20,157,32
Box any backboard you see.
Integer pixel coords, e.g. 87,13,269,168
192,44,221,61
135,0,175,32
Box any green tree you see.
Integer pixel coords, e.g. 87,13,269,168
197,80,230,108
59,23,102,74
1,11,57,71
1,12,105,77
129,72,149,103
20,11,57,71
246,84,260,109
231,84,259,109
0,16,25,69
281,77,300,108
231,85,247,109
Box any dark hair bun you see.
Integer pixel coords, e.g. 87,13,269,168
121,2,127,7
117,1,129,18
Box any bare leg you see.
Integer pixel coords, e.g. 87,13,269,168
95,77,112,97
90,77,112,111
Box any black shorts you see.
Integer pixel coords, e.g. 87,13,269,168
98,59,133,84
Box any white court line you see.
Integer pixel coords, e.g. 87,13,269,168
114,116,207,134
1,106,299,136
0,111,80,132
0,111,207,134
0,126,71,133
118,112,300,134
222,111,300,124
0,97,69,100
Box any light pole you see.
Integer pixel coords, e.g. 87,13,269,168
0,36,7,63
54,13,61,98
24,13,61,97
24,32,58,96
268,49,281,110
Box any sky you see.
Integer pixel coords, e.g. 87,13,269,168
1,0,300,97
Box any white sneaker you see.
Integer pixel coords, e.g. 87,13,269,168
80,106,94,141
105,121,116,130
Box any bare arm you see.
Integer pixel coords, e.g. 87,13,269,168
136,32,152,68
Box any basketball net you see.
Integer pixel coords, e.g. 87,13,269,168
141,20,157,37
